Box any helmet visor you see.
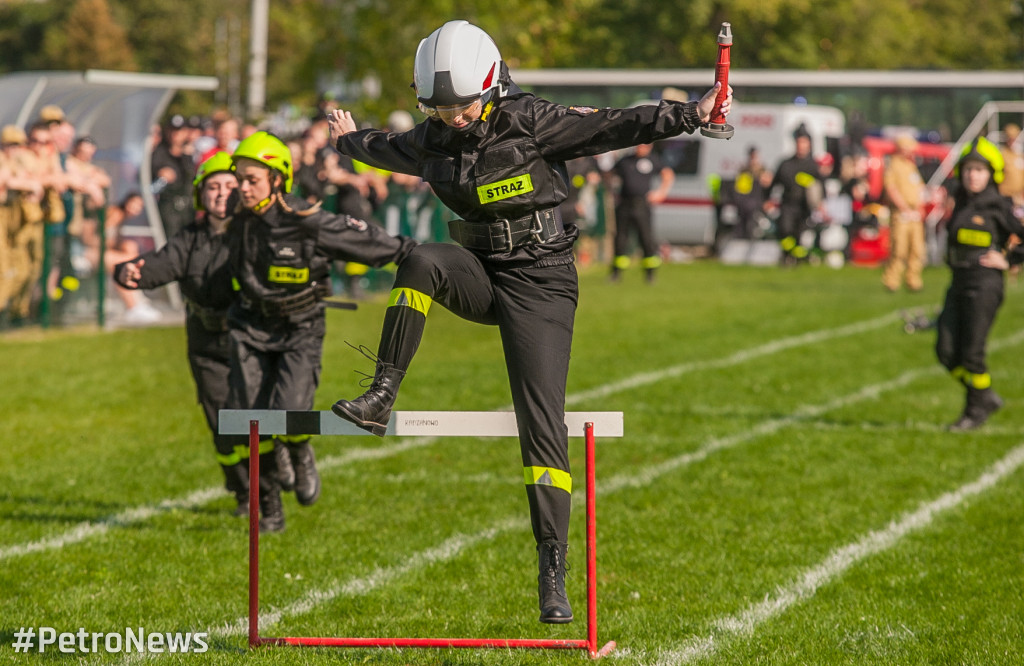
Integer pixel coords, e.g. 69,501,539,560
418,97,482,124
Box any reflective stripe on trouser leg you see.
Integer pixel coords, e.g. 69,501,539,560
954,367,992,390
276,434,311,445
495,261,578,545
215,439,273,466
378,244,498,370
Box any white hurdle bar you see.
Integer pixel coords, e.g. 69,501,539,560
219,409,621,659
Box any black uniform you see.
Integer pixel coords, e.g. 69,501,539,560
150,144,196,239
770,153,821,260
611,150,665,278
224,192,416,523
936,184,1024,425
113,222,245,500
335,83,703,547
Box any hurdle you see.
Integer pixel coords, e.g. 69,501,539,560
218,409,621,659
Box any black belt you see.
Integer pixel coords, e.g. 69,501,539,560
185,298,228,333
241,282,331,318
448,208,562,252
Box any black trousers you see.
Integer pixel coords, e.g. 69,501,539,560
614,198,657,259
776,203,808,243
378,243,578,545
185,320,248,494
225,313,326,486
935,269,1003,379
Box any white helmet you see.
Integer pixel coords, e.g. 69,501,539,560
414,20,504,110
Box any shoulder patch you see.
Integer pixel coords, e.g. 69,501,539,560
347,216,368,231
567,106,599,116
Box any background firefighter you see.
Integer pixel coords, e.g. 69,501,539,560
224,131,416,532
936,137,1024,431
114,152,248,515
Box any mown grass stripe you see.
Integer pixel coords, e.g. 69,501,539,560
660,442,1024,665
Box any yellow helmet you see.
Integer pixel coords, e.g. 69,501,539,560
230,131,293,193
956,137,1004,184
192,151,234,210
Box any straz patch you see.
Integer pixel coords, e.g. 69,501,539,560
568,106,599,115
347,216,368,231
477,174,534,204
268,266,309,284
956,228,992,248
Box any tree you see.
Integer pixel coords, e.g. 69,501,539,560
44,0,136,72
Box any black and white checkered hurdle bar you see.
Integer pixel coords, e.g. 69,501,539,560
218,408,621,659
218,409,623,438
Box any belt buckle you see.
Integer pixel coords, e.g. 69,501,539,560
529,211,545,243
496,218,513,251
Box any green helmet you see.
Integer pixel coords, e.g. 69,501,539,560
230,130,293,193
192,151,235,210
956,137,1004,184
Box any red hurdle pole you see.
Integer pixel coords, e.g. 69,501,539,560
585,421,615,659
248,419,260,648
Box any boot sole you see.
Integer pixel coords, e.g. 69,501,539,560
331,402,388,437
539,614,574,624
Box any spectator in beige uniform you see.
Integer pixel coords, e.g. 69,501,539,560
881,134,926,292
6,123,64,320
998,123,1024,207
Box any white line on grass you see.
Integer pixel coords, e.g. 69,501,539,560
657,442,1024,666
564,311,900,406
0,311,899,562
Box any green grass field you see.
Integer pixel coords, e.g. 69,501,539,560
3,260,1023,665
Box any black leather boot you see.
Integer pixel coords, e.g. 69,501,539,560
537,540,573,624
288,440,321,506
274,438,295,491
331,361,405,437
948,386,1003,432
257,453,285,532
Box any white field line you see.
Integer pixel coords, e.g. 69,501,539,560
657,442,1024,666
0,311,899,563
564,311,900,406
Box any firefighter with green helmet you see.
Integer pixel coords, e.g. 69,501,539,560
224,131,416,532
936,136,1024,431
114,151,249,514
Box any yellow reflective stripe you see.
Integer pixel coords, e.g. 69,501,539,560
477,174,534,204
795,172,816,188
216,451,241,466
387,287,432,315
613,255,631,269
232,277,240,291
268,266,309,283
962,371,992,389
352,159,391,177
215,442,265,466
524,466,572,493
344,262,369,276
641,256,662,269
735,172,754,194
276,434,311,444
780,236,797,251
955,228,992,248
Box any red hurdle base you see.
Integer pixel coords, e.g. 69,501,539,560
247,419,615,659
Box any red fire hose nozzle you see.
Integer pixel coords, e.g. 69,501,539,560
700,22,734,140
